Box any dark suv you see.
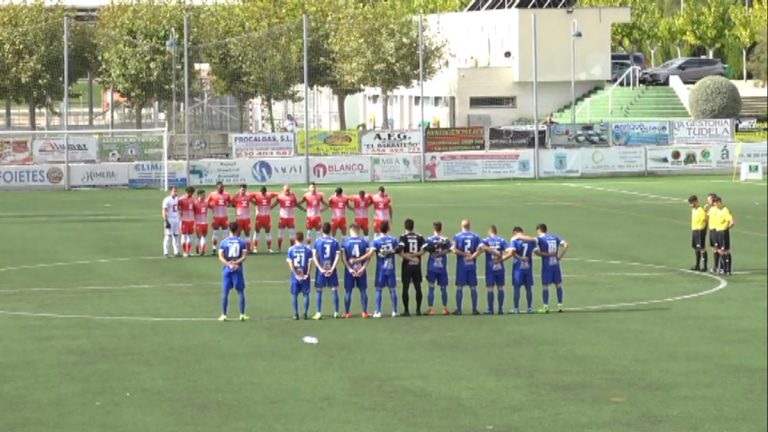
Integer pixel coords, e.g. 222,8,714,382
640,57,726,85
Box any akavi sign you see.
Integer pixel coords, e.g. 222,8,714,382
309,156,372,183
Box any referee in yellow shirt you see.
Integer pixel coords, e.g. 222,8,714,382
704,193,720,272
713,197,735,275
688,195,708,271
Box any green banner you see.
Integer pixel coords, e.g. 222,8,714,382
296,130,360,155
99,135,163,162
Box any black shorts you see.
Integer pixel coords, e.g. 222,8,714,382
714,230,731,250
709,229,716,247
691,229,706,249
401,264,423,286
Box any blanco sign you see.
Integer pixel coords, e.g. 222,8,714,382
673,119,732,143
538,149,581,177
309,156,372,183
231,133,295,158
424,151,534,181
189,158,305,186
0,164,65,189
70,163,130,187
361,130,421,154
32,137,99,163
372,155,422,182
580,147,645,174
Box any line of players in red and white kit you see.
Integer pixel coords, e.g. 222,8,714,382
161,181,393,257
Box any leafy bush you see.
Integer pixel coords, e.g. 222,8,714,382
689,76,742,119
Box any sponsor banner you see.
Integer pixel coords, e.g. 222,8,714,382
424,151,534,181
100,135,163,162
170,133,230,159
231,133,295,158
580,147,645,174
735,142,768,165
297,130,360,155
128,161,187,189
361,130,421,154
646,145,715,170
372,155,422,182
1,138,33,165
488,126,546,149
538,149,581,177
610,121,671,146
32,137,99,163
189,158,305,186
309,156,372,183
70,163,130,187
673,119,732,143
425,127,485,152
0,164,65,189
549,123,610,146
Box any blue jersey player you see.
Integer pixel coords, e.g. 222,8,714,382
535,223,569,313
287,231,313,320
500,227,538,314
218,222,249,322
422,221,452,316
451,220,482,315
359,220,400,318
311,222,341,320
479,225,507,315
341,224,371,319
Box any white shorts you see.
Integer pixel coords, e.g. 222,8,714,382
165,220,180,236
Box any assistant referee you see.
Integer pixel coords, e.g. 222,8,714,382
688,195,708,272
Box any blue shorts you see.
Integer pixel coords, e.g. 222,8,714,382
455,266,478,287
541,266,563,286
344,272,368,291
485,269,505,287
375,269,397,289
222,269,245,292
291,279,311,295
426,270,449,287
513,270,534,288
315,270,339,288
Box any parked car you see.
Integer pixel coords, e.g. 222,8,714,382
611,52,647,69
640,57,727,85
610,60,633,84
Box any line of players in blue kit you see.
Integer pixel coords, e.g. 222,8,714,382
283,218,569,320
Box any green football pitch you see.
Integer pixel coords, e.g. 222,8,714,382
1,176,766,432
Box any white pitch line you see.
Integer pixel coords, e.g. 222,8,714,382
0,256,729,321
559,183,686,203
0,256,162,272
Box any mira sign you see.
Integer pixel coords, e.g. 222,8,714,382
673,119,733,143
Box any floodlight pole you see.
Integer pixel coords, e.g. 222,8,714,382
183,13,190,183
63,15,71,191
570,19,582,126
303,14,310,184
419,14,425,183
532,13,540,180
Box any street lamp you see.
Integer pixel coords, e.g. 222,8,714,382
166,28,178,134
570,19,582,125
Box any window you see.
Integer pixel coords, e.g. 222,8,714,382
368,95,380,104
469,96,517,109
434,96,444,107
414,96,421,106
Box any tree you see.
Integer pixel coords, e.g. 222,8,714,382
729,2,758,81
0,3,68,130
97,3,185,129
658,14,684,61
196,2,302,132
337,1,445,129
679,0,732,59
748,0,767,85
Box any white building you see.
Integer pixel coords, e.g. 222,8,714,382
353,7,631,130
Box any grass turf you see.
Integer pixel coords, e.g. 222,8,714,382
0,175,766,432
